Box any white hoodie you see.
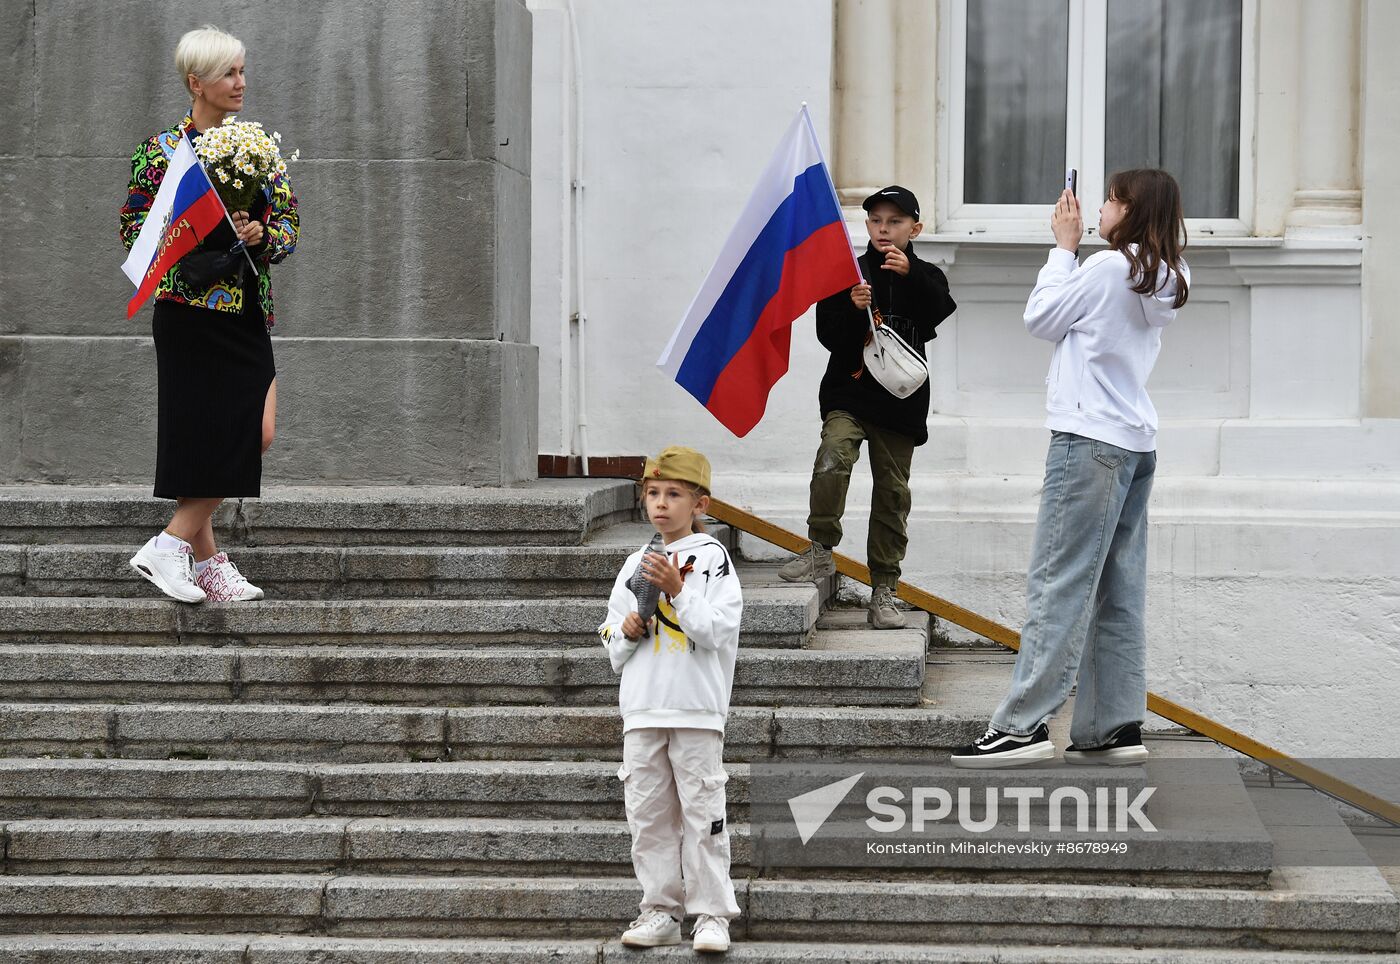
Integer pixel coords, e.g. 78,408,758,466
1024,246,1190,452
597,532,742,733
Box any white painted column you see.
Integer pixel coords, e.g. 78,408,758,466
1250,0,1300,237
1362,0,1400,417
892,0,938,219
833,0,897,205
1286,0,1362,231
526,0,576,456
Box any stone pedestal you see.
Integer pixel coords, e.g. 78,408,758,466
0,0,537,485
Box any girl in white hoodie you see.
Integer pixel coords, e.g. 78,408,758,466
953,169,1191,770
598,446,742,953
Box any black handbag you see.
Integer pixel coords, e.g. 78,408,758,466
178,193,266,288
180,246,246,288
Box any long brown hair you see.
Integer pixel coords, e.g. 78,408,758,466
1103,169,1189,309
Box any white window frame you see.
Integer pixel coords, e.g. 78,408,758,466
936,0,1257,238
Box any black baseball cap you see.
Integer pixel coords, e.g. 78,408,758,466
862,185,921,221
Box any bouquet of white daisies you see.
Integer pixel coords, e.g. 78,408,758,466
193,118,299,213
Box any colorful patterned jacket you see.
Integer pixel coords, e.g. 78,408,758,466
120,115,299,330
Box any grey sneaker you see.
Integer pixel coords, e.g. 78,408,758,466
868,584,905,629
777,544,835,583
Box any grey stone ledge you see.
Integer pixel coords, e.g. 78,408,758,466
0,702,997,763
0,481,637,546
0,813,1274,879
0,592,818,647
0,936,1394,964
0,874,1393,948
0,642,922,707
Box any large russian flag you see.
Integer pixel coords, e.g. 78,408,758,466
657,106,861,437
121,133,228,318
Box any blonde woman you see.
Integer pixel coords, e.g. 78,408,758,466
120,25,299,603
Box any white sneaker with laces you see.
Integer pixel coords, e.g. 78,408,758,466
129,537,206,604
195,552,265,602
620,908,682,947
951,722,1056,769
693,914,731,953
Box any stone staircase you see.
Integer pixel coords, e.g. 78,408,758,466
0,482,1396,962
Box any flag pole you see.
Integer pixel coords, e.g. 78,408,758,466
798,103,877,333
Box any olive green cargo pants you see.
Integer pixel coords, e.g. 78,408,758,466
806,410,916,588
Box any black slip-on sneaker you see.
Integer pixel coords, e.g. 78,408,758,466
951,722,1055,769
1063,722,1149,765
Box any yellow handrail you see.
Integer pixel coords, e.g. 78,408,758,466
707,496,1400,827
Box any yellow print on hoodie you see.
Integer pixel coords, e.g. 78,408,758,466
652,596,692,654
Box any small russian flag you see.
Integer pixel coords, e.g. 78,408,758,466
121,132,230,318
657,105,861,437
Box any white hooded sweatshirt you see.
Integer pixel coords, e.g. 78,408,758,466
597,531,742,733
1024,246,1190,452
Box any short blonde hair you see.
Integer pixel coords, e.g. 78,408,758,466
175,25,246,99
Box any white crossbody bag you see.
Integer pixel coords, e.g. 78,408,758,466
861,306,928,399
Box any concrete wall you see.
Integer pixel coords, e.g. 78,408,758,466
0,0,537,485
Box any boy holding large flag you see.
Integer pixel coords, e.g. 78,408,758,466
778,186,956,629
657,110,954,628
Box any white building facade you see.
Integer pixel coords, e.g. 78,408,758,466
526,0,1400,758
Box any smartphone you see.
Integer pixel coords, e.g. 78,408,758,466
1064,168,1078,198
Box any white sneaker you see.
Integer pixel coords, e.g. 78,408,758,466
195,552,265,602
620,908,682,947
693,914,731,953
129,537,206,604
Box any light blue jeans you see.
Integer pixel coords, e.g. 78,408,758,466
991,431,1156,748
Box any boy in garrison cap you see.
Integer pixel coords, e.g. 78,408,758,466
598,446,742,953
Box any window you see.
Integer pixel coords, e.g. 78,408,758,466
963,0,1070,206
941,0,1253,235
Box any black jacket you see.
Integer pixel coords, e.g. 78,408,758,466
815,242,957,445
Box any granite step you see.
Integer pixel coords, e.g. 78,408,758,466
0,638,925,707
0,588,821,649
0,757,1145,820
0,869,1392,950
0,702,988,763
0,789,1271,884
0,936,1395,964
0,482,637,547
0,522,782,601
2,544,629,599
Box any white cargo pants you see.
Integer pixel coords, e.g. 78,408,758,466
618,726,740,920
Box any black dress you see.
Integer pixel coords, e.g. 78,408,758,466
152,290,275,500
